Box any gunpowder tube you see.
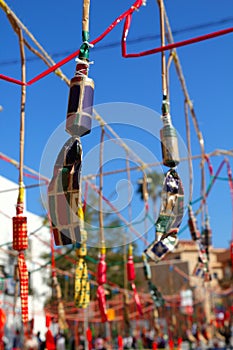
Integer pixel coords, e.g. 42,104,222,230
160,123,180,167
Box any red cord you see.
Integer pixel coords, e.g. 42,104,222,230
122,24,233,58
0,0,144,86
1,0,232,86
204,155,214,177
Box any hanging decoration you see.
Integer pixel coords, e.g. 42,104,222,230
145,169,184,262
49,227,68,329
75,237,90,309
12,28,29,325
48,0,93,309
145,0,184,262
48,0,94,243
142,254,165,307
96,127,108,323
97,247,108,322
48,138,83,245
52,271,68,330
127,244,143,316
188,206,211,281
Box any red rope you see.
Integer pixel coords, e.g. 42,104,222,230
0,74,25,86
204,154,214,177
1,1,232,86
122,19,233,57
0,0,144,86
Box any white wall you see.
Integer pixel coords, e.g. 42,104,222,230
0,175,51,341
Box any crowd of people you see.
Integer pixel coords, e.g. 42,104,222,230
6,319,233,350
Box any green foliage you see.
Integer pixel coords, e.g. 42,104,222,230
137,171,164,202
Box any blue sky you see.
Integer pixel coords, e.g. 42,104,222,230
0,0,233,250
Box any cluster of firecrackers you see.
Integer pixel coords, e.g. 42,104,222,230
96,247,108,322
12,196,29,325
144,0,184,263
75,238,90,309
48,0,94,309
127,244,143,316
12,22,29,325
188,206,212,281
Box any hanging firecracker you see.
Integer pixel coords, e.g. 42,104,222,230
96,248,108,322
75,240,90,309
142,254,165,307
127,245,143,316
145,169,184,262
201,218,212,261
193,238,211,282
48,138,83,246
48,0,94,246
66,60,94,137
188,206,201,241
160,97,180,168
13,194,29,325
144,0,184,262
188,208,212,281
